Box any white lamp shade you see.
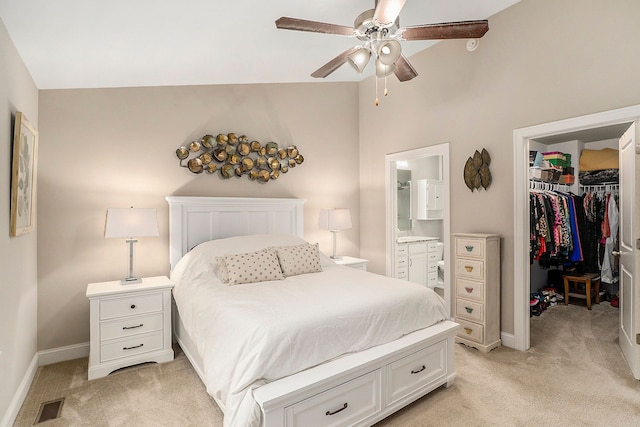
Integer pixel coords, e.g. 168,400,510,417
105,208,159,238
377,40,402,66
348,47,371,73
376,59,397,77
319,208,352,231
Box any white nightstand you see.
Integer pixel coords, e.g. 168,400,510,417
334,256,369,271
86,276,174,380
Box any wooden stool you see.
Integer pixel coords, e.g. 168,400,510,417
563,273,601,310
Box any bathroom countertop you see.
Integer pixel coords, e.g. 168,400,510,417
396,236,440,243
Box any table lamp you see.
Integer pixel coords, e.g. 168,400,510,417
319,208,352,260
104,207,159,284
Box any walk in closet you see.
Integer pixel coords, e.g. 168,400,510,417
527,132,623,318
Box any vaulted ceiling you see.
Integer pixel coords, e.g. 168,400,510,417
0,0,520,89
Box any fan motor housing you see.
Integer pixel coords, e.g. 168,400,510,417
354,9,399,41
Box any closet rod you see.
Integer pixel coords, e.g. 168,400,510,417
580,183,619,194
529,179,570,192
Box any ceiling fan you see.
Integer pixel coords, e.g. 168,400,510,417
275,0,489,83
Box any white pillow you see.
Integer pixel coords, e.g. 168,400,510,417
224,248,284,285
273,243,323,277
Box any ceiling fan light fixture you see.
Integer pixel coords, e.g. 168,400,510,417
348,47,372,73
375,59,396,77
377,39,401,66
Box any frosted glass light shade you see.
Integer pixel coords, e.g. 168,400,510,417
105,208,159,238
319,208,352,231
348,48,371,73
377,40,402,66
376,59,397,77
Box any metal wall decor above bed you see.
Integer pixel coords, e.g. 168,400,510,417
176,133,304,182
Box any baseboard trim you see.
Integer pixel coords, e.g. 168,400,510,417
501,331,516,349
0,353,38,427
38,342,89,366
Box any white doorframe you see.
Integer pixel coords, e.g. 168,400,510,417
512,104,640,351
385,143,452,317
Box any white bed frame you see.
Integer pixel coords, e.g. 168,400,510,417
166,196,458,427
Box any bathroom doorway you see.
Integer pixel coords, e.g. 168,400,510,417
385,143,452,317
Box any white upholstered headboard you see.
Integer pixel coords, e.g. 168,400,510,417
165,196,306,270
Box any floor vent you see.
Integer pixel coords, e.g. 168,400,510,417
35,398,64,424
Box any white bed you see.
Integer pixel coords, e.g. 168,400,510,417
167,196,459,427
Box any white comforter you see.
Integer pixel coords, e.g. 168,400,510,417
171,237,448,427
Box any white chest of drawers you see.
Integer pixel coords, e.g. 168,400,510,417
452,233,501,353
334,256,369,271
86,276,174,380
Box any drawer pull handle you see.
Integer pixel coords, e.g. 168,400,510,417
123,324,143,330
325,403,348,416
464,266,473,272
465,245,474,252
465,307,474,314
464,287,474,293
464,327,473,335
130,304,136,309
123,344,144,351
411,365,426,374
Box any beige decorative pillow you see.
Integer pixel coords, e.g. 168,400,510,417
273,243,323,277
224,249,284,285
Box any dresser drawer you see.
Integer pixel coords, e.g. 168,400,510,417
285,370,381,427
456,278,484,301
427,251,439,262
396,245,408,257
100,331,164,362
396,265,408,279
387,340,446,405
426,241,437,252
455,258,484,280
455,238,485,259
456,298,484,322
456,318,484,344
100,312,163,341
396,257,408,268
100,292,163,320
427,263,437,274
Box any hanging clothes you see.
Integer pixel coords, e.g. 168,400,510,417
529,189,582,267
601,193,619,284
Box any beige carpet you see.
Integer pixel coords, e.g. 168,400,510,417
14,302,640,426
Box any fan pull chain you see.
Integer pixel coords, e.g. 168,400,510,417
384,71,388,97
375,75,379,106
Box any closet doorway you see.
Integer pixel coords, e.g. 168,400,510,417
513,104,640,379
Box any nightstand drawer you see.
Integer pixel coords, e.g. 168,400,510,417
100,312,163,341
100,331,164,362
100,293,163,320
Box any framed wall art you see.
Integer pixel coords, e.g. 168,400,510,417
10,111,39,237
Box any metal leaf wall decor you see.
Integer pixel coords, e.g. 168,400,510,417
463,148,492,191
176,133,304,182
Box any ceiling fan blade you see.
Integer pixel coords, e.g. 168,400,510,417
394,55,418,82
311,47,360,78
401,20,489,40
373,0,407,25
276,17,354,36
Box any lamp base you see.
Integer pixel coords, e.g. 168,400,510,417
120,277,141,285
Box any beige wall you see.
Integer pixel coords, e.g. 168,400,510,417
38,82,360,350
34,0,640,352
0,18,39,425
359,0,640,334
